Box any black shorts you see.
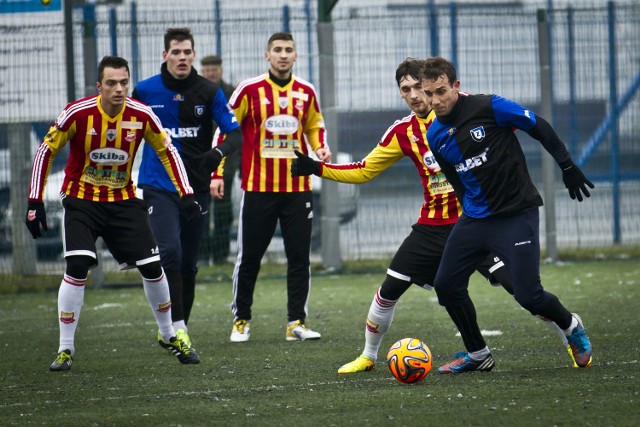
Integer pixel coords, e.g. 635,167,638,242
62,195,160,269
387,223,454,289
387,223,507,291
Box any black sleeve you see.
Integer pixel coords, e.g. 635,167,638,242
215,128,243,157
525,114,571,165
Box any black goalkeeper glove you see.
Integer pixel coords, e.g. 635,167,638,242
180,194,202,221
200,148,224,176
25,201,48,239
560,159,594,202
291,150,322,177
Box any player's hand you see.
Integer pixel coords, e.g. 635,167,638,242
291,150,321,177
25,201,48,239
560,160,594,202
180,194,202,221
200,148,223,176
210,179,224,200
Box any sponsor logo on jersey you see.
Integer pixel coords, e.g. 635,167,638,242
261,98,271,105
291,92,309,101
263,114,300,135
164,126,201,138
455,147,490,172
89,147,130,166
194,105,205,117
106,128,117,142
121,121,143,129
173,94,184,101
124,130,136,142
470,126,486,142
423,149,442,173
87,128,98,136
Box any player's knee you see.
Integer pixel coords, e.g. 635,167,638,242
380,274,411,300
65,255,95,279
138,262,163,280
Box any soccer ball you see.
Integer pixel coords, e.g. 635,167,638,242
386,338,432,384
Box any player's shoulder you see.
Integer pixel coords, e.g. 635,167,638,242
133,74,162,93
57,95,98,126
125,97,157,118
235,73,268,93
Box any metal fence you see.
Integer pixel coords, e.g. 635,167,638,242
1,0,639,276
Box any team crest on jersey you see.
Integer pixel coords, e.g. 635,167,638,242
106,128,117,142
194,105,205,117
470,126,485,142
124,130,136,142
278,97,289,109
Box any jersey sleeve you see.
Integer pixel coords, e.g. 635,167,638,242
321,131,404,183
211,88,240,134
143,119,194,197
491,95,537,131
28,115,76,202
304,92,327,152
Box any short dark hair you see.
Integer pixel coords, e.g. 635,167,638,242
267,32,294,50
201,55,222,66
97,56,129,82
422,57,457,85
164,27,194,52
395,57,424,87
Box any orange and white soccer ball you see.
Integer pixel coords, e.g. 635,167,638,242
386,338,432,384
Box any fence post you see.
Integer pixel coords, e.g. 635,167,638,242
537,9,558,261
608,1,620,244
9,123,37,275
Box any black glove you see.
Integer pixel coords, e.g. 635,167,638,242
291,150,321,177
180,195,202,221
560,160,594,202
200,148,224,176
25,201,48,239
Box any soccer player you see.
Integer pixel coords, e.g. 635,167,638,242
200,54,240,265
25,56,200,371
422,56,593,373
220,32,330,343
291,58,564,374
133,28,242,355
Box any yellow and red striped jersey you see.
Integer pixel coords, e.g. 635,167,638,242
28,95,193,202
225,72,327,193
321,110,461,225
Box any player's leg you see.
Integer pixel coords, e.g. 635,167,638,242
104,198,199,364
143,188,188,335
475,253,567,346
339,224,450,374
50,196,102,371
280,191,320,341
230,191,279,342
179,191,210,327
434,216,495,374
490,209,591,367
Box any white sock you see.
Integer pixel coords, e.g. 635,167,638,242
142,271,174,343
362,288,397,362
173,320,187,332
563,315,579,336
57,274,86,355
469,346,490,360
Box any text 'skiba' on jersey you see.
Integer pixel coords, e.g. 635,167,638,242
28,95,192,203
220,72,327,193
